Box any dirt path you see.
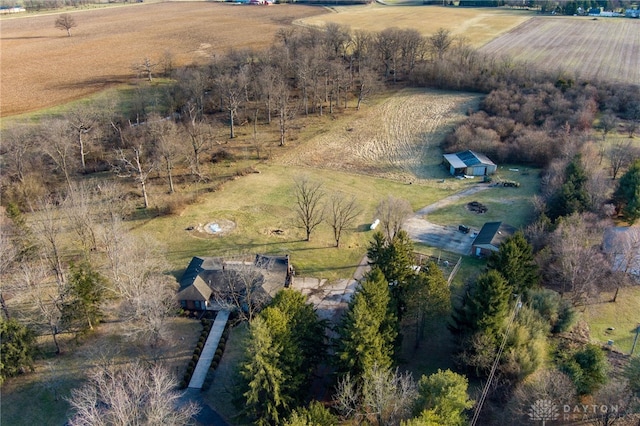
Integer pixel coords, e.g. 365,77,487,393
415,183,492,215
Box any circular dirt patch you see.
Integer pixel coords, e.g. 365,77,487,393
190,219,236,236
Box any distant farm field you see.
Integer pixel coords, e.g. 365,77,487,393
0,2,324,117
297,4,533,46
480,17,640,84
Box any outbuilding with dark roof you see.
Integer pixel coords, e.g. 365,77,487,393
472,222,516,257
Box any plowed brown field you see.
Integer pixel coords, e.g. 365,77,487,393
0,2,324,117
480,16,640,84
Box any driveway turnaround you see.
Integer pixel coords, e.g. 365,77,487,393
188,309,230,389
403,184,493,256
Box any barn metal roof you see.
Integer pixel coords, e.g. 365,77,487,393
443,150,496,168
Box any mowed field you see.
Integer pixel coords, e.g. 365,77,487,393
296,4,533,47
0,2,324,117
480,16,640,84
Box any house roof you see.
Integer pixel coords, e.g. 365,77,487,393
179,256,205,291
443,150,496,169
176,278,213,301
177,254,290,304
472,222,516,251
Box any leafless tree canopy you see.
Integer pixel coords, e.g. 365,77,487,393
212,260,269,323
334,365,416,426
539,213,613,305
54,14,77,37
293,176,325,242
327,192,361,248
67,361,200,426
375,196,413,241
504,368,577,424
428,28,453,60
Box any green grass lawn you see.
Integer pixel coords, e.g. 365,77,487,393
134,163,460,282
581,286,640,356
425,166,541,230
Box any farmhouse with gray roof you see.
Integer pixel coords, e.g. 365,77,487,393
177,254,292,311
443,150,497,177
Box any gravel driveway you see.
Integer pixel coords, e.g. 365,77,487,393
404,184,493,255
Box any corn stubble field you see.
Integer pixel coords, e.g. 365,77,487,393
479,16,640,84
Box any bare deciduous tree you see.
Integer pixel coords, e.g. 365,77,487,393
134,57,157,82
591,379,635,426
64,183,99,254
1,123,39,184
183,118,212,180
428,28,453,61
599,111,618,142
213,259,270,323
121,274,178,348
66,105,101,172
355,66,378,111
21,259,64,354
293,176,325,242
215,69,248,139
504,368,577,423
541,213,612,305
31,197,68,288
147,114,182,194
67,361,199,426
276,80,296,146
41,119,77,193
113,142,155,209
326,192,361,248
55,14,76,37
608,140,638,180
334,365,416,426
375,196,413,241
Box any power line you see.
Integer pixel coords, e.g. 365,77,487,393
469,294,522,426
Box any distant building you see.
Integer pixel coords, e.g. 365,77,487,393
626,9,639,18
471,222,516,257
442,150,497,177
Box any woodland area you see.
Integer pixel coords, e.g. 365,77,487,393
2,20,640,425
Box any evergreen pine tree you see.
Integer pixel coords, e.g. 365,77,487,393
241,315,289,426
548,155,590,221
61,261,105,332
614,159,640,223
0,318,35,383
335,268,396,381
450,270,511,345
487,232,539,295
